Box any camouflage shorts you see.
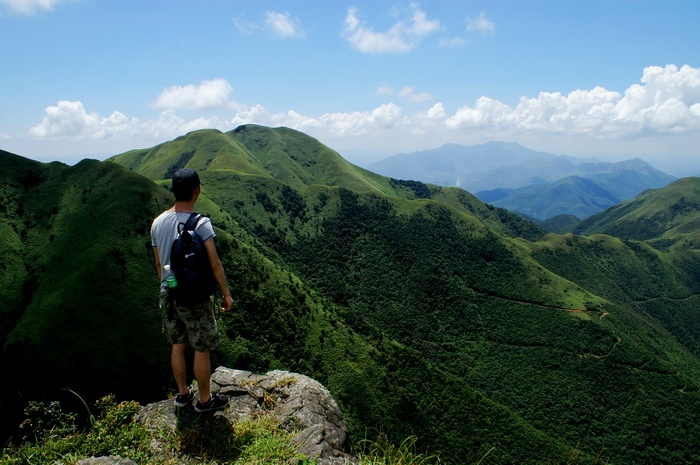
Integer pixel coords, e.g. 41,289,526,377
160,292,220,352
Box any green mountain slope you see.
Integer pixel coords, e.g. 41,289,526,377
0,148,582,463
109,126,700,464
3,127,700,464
116,125,403,196
574,176,700,249
554,177,700,362
0,150,174,440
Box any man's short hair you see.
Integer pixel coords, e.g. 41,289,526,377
172,168,201,201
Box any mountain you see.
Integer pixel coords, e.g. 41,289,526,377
574,176,700,249
465,156,674,194
467,156,583,191
2,128,700,464
480,176,619,220
532,177,700,364
366,141,558,186
0,150,173,440
368,143,676,220
475,158,676,221
578,158,677,199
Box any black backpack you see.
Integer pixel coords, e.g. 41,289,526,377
169,212,217,303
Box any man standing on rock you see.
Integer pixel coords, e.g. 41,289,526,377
150,168,232,412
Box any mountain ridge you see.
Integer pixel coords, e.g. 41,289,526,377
366,142,676,220
2,128,700,464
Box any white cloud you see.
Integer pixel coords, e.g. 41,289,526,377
375,85,433,103
446,65,700,137
28,100,139,139
425,103,446,120
439,36,467,48
265,10,304,38
466,12,495,34
398,86,433,103
376,85,394,97
0,0,68,14
24,65,700,169
232,14,258,35
233,11,304,38
342,4,440,54
153,78,236,111
312,103,406,136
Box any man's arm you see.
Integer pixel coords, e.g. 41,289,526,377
204,238,233,312
153,247,162,280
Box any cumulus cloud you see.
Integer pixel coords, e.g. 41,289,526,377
25,65,700,163
466,12,495,34
425,102,446,120
265,10,304,38
342,4,440,54
153,78,236,111
29,100,139,139
446,65,700,137
0,0,68,14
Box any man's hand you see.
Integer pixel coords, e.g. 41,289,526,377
221,294,234,312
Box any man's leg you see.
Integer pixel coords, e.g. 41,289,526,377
171,343,189,395
193,350,212,403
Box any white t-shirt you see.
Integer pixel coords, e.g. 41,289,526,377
150,211,215,288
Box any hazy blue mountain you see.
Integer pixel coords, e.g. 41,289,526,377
483,176,619,220
369,143,676,220
366,141,557,186
461,157,674,194
477,159,676,220
466,156,581,191
581,158,677,199
372,141,675,221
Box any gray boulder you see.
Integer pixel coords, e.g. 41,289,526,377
137,367,355,464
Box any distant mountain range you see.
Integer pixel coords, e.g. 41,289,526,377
367,142,676,220
2,126,700,464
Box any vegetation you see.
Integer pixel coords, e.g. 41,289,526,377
2,397,446,464
1,126,699,464
2,396,309,464
574,176,700,251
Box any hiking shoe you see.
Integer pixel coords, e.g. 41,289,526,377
174,389,194,407
194,393,229,413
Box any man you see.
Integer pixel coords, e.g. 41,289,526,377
150,168,233,412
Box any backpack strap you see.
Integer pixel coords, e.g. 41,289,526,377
184,212,201,232
178,212,201,234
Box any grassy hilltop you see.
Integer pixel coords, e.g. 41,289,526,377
1,126,700,464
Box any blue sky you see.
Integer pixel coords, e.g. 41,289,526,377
1,0,698,175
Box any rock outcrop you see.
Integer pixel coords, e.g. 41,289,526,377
137,367,354,464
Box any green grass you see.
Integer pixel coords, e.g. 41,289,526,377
356,432,440,465
2,397,450,465
1,397,309,465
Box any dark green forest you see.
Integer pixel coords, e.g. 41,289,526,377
1,125,699,464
